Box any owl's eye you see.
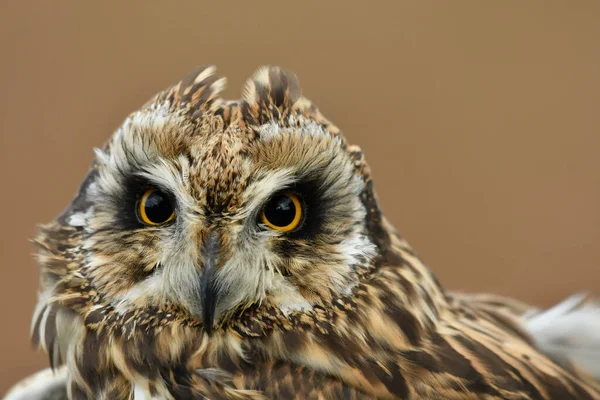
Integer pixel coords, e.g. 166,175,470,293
138,188,175,226
261,192,303,232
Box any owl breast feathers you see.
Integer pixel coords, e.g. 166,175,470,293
5,66,600,400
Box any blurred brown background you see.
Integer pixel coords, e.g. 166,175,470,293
1,0,599,393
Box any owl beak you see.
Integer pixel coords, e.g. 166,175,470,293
200,231,221,334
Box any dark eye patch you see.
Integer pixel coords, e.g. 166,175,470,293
114,176,177,230
264,179,324,240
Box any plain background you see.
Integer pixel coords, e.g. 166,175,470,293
1,1,599,394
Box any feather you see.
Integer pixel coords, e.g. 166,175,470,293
524,294,600,381
3,367,67,400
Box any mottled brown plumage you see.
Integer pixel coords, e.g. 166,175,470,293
6,66,600,400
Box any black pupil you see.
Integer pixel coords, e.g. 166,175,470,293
144,191,173,223
264,195,297,227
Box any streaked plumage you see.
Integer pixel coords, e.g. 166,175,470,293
5,66,600,399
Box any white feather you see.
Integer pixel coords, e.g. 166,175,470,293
524,294,600,379
133,384,166,400
3,367,67,400
259,119,330,142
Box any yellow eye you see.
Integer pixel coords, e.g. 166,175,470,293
260,192,303,232
138,188,175,226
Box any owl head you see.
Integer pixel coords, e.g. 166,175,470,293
32,66,396,362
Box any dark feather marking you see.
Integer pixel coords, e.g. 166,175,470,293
455,334,530,394
401,349,442,372
319,331,365,365
497,357,546,400
370,360,410,398
380,290,422,345
57,169,98,226
123,329,161,380
519,360,595,400
79,333,102,387
432,334,500,395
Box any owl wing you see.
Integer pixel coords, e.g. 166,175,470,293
452,292,600,381
445,291,600,398
219,305,600,400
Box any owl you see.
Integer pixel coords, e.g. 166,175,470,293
5,66,600,400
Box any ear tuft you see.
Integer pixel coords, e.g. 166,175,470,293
242,66,302,109
240,66,340,136
152,65,227,117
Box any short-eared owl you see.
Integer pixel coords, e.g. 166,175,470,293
5,66,600,399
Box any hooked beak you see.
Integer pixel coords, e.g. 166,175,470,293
200,232,221,334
